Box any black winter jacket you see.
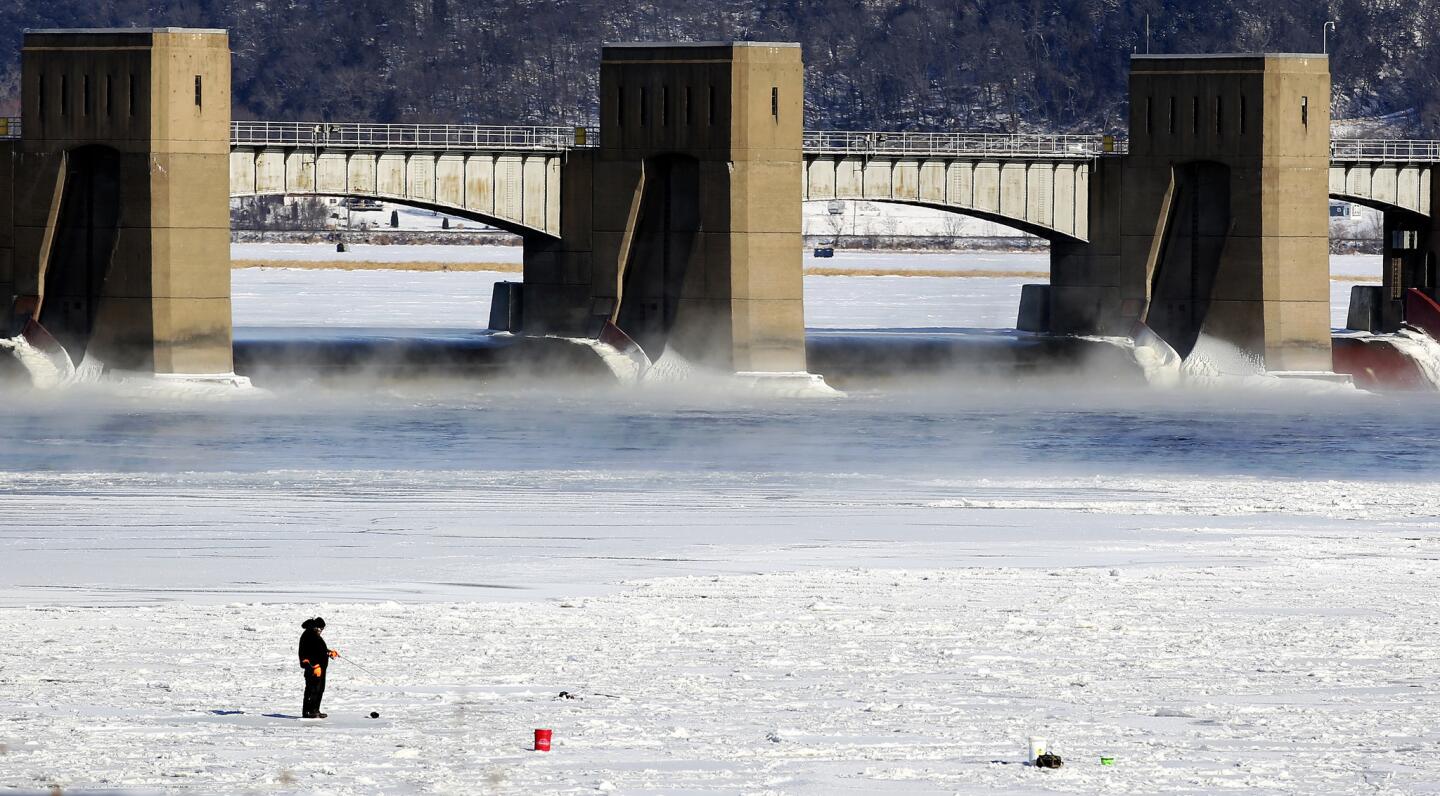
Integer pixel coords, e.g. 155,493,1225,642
298,628,330,673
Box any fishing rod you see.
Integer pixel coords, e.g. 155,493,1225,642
337,652,376,675
336,653,385,718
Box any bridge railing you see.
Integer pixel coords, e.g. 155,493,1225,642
0,117,18,139
1330,139,1440,163
803,130,1123,158
230,121,583,151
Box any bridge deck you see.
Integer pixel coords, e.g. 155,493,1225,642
12,118,1440,236
1329,139,1440,163
1,117,1438,163
220,125,1440,238
230,121,579,151
801,131,1121,158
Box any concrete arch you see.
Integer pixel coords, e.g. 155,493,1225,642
1328,163,1432,217
1328,191,1429,219
804,197,1068,242
229,147,563,238
803,155,1090,243
233,190,548,240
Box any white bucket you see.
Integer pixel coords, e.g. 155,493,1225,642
1028,736,1047,762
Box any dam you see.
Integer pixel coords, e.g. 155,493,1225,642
2,28,1439,389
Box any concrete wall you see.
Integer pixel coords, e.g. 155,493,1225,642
1049,54,1332,371
1049,156,1125,334
803,156,1089,241
229,148,563,237
14,28,232,374
525,42,807,373
0,142,13,308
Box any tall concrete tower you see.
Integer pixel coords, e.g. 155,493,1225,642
1048,54,1333,372
524,42,808,373
1126,54,1332,371
12,28,233,375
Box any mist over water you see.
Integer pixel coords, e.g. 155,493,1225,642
0,247,1428,484
2,251,1436,612
0,379,1434,481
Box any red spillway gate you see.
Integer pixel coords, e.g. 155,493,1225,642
1332,288,1440,391
1405,288,1440,340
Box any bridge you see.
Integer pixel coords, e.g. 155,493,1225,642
5,31,1440,383
224,125,1118,242
9,112,1423,245
1328,140,1440,216
218,116,1440,365
227,121,574,237
217,120,1440,244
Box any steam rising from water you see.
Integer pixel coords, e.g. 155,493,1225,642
0,369,1425,483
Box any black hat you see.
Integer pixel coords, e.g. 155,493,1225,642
302,617,326,629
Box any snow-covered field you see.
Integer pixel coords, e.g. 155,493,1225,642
3,248,1437,794
233,242,524,266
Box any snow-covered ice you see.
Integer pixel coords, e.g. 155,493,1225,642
2,248,1437,794
3,461,1440,793
229,246,1382,331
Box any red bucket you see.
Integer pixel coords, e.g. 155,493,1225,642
534,728,552,752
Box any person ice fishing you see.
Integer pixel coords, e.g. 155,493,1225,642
298,617,339,719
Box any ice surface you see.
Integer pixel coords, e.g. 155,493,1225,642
2,466,1438,793
232,267,508,328
2,248,1436,794
7,547,1440,794
808,249,1050,273
228,248,1380,331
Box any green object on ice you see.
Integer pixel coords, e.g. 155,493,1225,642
1101,757,1115,766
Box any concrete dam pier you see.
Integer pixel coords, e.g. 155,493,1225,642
519,42,810,377
1,28,233,379
1032,54,1334,373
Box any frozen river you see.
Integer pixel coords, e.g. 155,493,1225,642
2,248,1437,794
230,246,1382,329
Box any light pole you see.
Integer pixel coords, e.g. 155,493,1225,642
1323,21,1336,55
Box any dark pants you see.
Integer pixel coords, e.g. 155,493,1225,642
303,668,326,716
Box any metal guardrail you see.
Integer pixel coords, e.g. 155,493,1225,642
230,121,586,151
1330,139,1440,163
803,130,1125,158
0,117,18,139
222,123,1440,165
229,123,1131,158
